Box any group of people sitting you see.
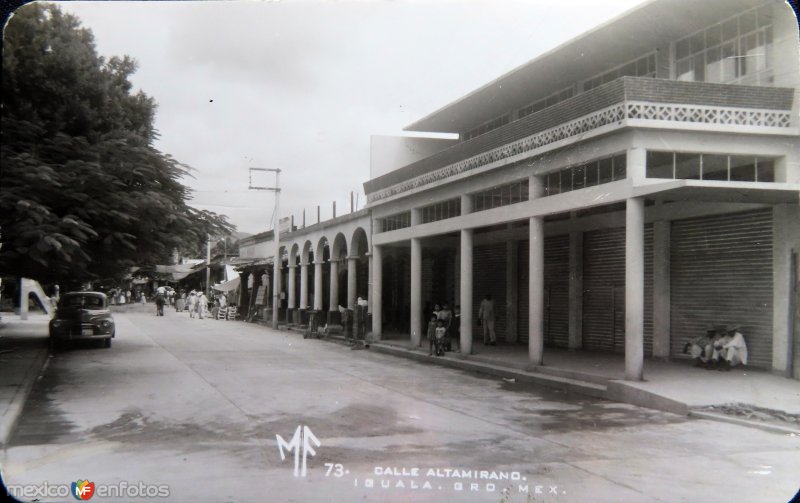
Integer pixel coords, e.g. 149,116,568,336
427,303,460,357
683,324,748,370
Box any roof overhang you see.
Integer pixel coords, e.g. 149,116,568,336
634,179,800,204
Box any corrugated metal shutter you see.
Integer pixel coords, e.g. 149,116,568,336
670,209,773,368
583,228,625,352
582,226,654,355
544,235,570,348
518,235,570,345
473,243,507,342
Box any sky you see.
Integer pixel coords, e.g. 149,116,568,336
44,0,648,236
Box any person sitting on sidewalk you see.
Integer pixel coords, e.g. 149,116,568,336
712,325,748,371
683,326,722,367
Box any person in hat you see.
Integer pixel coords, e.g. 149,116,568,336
197,292,208,319
684,325,724,367
712,325,748,370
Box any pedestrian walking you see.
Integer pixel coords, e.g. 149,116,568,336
175,291,185,312
187,291,197,318
478,293,496,345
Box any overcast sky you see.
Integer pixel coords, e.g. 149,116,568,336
49,0,647,236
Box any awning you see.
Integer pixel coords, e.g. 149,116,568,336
212,276,241,293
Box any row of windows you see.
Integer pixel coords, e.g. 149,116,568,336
380,212,410,233
472,180,529,212
518,86,575,119
675,4,773,86
463,114,511,141
646,152,775,182
421,198,461,224
544,154,627,196
583,53,657,92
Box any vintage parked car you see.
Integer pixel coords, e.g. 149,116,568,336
49,291,115,349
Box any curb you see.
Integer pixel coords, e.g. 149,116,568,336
0,346,50,447
688,410,800,436
368,342,608,400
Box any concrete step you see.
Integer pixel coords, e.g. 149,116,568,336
370,343,608,400
467,354,612,386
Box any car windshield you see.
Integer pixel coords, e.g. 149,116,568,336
61,295,104,308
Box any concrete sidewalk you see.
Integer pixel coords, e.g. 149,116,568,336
0,314,51,446
364,336,800,433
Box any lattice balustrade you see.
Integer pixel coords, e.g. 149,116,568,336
368,101,792,203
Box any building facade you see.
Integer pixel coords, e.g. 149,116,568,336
241,0,800,380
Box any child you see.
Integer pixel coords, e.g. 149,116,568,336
427,315,438,356
434,319,447,357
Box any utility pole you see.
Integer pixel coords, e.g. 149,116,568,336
249,167,282,329
206,233,211,297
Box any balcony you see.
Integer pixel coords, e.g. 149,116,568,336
365,77,795,204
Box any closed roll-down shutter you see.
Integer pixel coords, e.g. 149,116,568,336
670,209,773,368
583,226,654,354
518,235,570,345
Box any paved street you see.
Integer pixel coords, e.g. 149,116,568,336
2,305,799,502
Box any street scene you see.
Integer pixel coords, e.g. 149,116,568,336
2,0,800,502
2,305,799,502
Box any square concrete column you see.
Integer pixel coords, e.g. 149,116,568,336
410,237,422,347
529,216,545,365
528,174,545,365
299,262,309,310
371,246,383,338
367,252,373,315
347,257,358,309
329,259,339,312
625,197,645,381
272,261,282,328
313,260,324,311
773,203,800,375
287,264,296,310
460,229,474,355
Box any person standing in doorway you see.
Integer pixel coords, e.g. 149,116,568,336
478,293,496,346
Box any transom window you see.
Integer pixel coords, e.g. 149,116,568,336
544,154,627,196
472,180,529,212
675,4,773,85
646,151,775,182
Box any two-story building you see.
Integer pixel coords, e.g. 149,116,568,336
238,0,799,381
364,0,800,380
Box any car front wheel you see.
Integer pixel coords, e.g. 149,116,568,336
102,338,112,348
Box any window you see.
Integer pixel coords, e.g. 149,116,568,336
421,198,461,224
543,154,626,196
518,86,575,119
463,114,511,141
673,5,774,86
646,151,778,183
472,180,529,212
380,212,411,233
582,52,656,91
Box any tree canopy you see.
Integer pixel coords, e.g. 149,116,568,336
1,4,234,288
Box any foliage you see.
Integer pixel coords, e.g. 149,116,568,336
1,4,234,287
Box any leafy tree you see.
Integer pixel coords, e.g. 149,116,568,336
1,4,234,288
